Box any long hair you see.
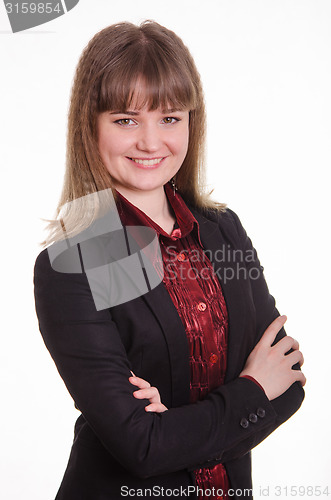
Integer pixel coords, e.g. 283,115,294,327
41,20,226,247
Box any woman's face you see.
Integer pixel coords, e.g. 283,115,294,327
97,101,189,199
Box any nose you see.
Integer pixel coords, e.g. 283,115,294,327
136,123,162,153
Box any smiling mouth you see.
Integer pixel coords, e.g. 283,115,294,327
128,157,164,166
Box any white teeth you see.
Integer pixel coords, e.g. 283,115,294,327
131,158,163,166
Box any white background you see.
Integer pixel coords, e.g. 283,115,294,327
0,1,330,499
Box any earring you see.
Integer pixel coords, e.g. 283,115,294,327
170,176,178,196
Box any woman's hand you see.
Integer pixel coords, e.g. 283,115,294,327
240,315,306,401
129,372,168,413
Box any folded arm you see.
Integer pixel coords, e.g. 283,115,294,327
34,210,304,477
34,247,285,478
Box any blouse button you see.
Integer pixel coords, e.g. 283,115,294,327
197,302,207,312
177,252,186,261
171,228,181,239
209,353,218,364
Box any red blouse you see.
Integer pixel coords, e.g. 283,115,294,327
115,182,230,499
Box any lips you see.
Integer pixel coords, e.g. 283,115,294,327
128,157,164,166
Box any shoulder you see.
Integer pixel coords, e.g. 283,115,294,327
200,205,243,228
182,193,240,227
34,246,67,282
34,245,109,325
211,207,243,230
187,202,247,243
33,244,90,299
34,248,55,289
34,247,51,274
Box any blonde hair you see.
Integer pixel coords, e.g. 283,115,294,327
41,20,226,247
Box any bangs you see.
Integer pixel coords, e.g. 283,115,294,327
97,41,198,113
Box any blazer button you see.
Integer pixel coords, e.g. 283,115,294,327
240,418,249,429
257,408,266,418
249,413,258,423
177,252,186,261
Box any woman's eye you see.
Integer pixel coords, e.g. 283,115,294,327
115,118,135,126
162,117,179,124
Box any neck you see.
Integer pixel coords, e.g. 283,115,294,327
115,185,174,222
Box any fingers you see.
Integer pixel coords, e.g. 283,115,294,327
275,335,300,355
293,369,307,387
145,403,168,413
286,349,304,368
260,315,287,347
132,386,161,404
129,374,167,411
129,375,151,390
283,349,306,387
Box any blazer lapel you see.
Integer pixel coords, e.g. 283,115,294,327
141,283,191,407
189,207,248,383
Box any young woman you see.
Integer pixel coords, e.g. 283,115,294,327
33,20,306,500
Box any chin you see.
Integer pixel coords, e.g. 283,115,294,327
133,178,168,192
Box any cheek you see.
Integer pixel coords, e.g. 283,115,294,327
167,124,189,157
98,132,126,160
176,128,189,157
97,129,110,159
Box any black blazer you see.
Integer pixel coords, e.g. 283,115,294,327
33,204,304,500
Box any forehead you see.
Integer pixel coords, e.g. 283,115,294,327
98,71,194,115
121,80,189,112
